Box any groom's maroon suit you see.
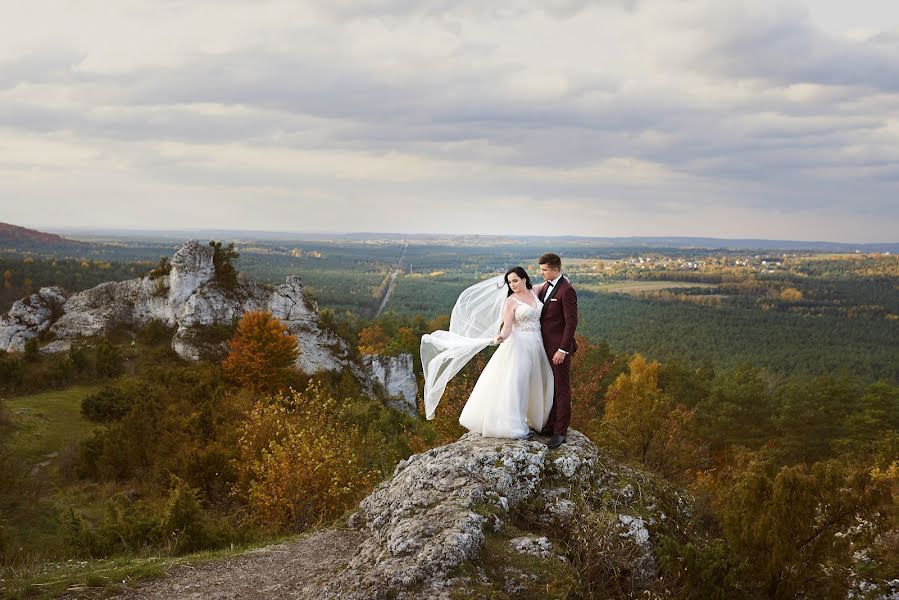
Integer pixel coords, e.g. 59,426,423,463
539,276,578,436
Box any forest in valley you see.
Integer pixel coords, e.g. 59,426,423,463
0,237,896,598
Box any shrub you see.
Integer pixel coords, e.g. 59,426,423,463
47,353,77,384
81,380,146,422
68,343,91,373
0,399,19,494
233,383,376,530
23,338,40,362
222,311,299,394
59,494,156,557
657,536,751,599
0,350,23,391
138,319,175,345
94,339,124,378
147,256,172,279
158,477,219,554
713,450,894,597
181,322,236,362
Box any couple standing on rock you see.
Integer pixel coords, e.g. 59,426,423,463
421,253,577,449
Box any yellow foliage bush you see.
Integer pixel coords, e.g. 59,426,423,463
779,287,803,302
233,382,376,530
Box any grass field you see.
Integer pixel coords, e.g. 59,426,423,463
4,385,102,477
578,280,718,294
1,385,105,571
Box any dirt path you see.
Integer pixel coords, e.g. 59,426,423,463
110,528,366,600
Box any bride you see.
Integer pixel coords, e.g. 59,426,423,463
420,267,554,439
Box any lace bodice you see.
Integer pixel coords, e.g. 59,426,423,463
511,296,542,333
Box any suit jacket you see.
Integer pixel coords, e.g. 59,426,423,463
539,276,578,357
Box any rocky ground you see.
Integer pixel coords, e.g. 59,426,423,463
104,528,366,600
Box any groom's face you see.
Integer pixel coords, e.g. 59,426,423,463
540,263,560,282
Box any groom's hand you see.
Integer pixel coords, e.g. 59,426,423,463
552,350,567,365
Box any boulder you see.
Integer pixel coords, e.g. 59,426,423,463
322,430,687,599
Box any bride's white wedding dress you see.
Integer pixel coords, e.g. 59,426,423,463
458,293,554,438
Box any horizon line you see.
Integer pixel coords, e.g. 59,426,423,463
31,224,898,247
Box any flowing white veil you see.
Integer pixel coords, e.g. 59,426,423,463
420,274,508,420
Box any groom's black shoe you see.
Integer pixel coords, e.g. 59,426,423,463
546,434,566,449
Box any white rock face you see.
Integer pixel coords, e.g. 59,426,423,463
0,287,66,352
363,354,418,415
268,276,345,374
0,240,351,374
167,240,216,311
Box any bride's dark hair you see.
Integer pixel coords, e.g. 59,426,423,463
504,267,533,297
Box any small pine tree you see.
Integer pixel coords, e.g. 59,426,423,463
209,241,240,289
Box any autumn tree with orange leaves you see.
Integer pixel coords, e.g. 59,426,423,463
222,311,299,394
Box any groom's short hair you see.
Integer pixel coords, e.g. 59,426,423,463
539,253,562,270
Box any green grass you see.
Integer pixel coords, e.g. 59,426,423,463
4,385,102,472
1,385,105,570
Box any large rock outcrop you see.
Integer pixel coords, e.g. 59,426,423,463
363,353,418,416
321,430,689,599
0,286,66,352
0,240,350,374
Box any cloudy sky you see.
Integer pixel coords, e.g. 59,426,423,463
0,0,897,242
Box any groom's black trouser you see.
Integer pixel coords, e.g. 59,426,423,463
546,354,572,435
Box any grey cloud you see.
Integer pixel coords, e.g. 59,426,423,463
698,9,899,91
315,0,636,21
0,46,86,89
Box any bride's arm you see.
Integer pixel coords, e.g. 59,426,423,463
534,282,547,296
495,297,515,343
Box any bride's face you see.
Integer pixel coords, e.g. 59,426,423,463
507,273,525,293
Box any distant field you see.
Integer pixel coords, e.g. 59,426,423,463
579,280,718,294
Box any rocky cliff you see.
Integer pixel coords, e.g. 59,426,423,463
321,430,687,599
0,240,350,374
363,353,418,416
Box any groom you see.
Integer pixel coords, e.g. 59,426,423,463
537,253,578,449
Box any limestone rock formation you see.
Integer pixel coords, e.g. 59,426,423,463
0,240,350,374
322,430,688,599
0,286,66,352
363,353,418,416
